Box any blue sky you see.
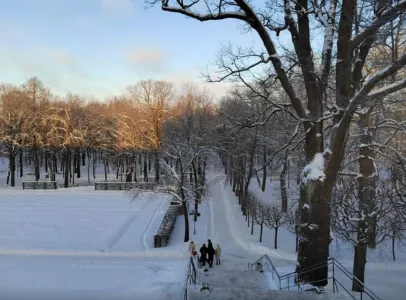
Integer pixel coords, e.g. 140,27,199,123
0,0,262,99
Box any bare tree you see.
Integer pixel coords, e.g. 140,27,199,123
148,0,406,285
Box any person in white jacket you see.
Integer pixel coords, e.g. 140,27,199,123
189,241,198,265
215,244,221,265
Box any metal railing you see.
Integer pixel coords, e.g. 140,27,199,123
248,254,283,289
182,257,197,300
249,255,382,300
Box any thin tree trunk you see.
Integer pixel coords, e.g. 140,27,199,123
155,152,160,182
143,156,148,182
54,154,57,174
19,150,23,177
139,154,142,175
44,151,48,173
261,145,267,191
133,154,137,182
87,149,91,184
34,149,40,181
9,153,16,187
259,222,263,243
280,157,288,213
82,151,86,166
104,158,108,181
64,149,69,188
72,151,75,185
275,227,278,249
76,150,81,179
392,232,396,261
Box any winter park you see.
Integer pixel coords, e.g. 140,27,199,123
1,0,406,300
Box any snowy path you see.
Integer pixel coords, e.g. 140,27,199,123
208,176,295,267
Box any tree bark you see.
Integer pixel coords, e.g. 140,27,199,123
352,244,367,292
358,110,377,248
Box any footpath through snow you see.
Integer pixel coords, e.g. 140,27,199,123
188,174,328,300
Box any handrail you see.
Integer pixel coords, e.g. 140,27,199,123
250,255,382,300
248,254,282,289
182,257,197,300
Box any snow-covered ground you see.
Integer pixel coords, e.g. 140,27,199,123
221,176,406,300
0,187,187,299
1,155,405,299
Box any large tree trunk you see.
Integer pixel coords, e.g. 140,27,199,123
298,176,332,286
352,244,367,292
352,110,377,290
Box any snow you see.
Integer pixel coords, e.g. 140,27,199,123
1,157,406,300
0,185,186,299
302,153,326,183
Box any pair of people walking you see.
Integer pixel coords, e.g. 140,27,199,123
189,240,221,268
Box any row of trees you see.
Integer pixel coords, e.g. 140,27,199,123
0,77,218,243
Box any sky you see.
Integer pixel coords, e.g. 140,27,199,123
0,0,262,100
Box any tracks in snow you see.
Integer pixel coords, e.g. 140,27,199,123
100,196,154,252
141,196,166,250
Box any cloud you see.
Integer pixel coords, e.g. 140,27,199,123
0,46,92,96
127,49,165,72
100,0,135,17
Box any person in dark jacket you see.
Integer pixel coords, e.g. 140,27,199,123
207,239,215,267
199,244,208,266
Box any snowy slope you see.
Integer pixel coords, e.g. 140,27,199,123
0,187,186,299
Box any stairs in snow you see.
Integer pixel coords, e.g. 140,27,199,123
188,267,354,300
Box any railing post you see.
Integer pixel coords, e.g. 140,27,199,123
333,260,335,293
288,275,290,290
